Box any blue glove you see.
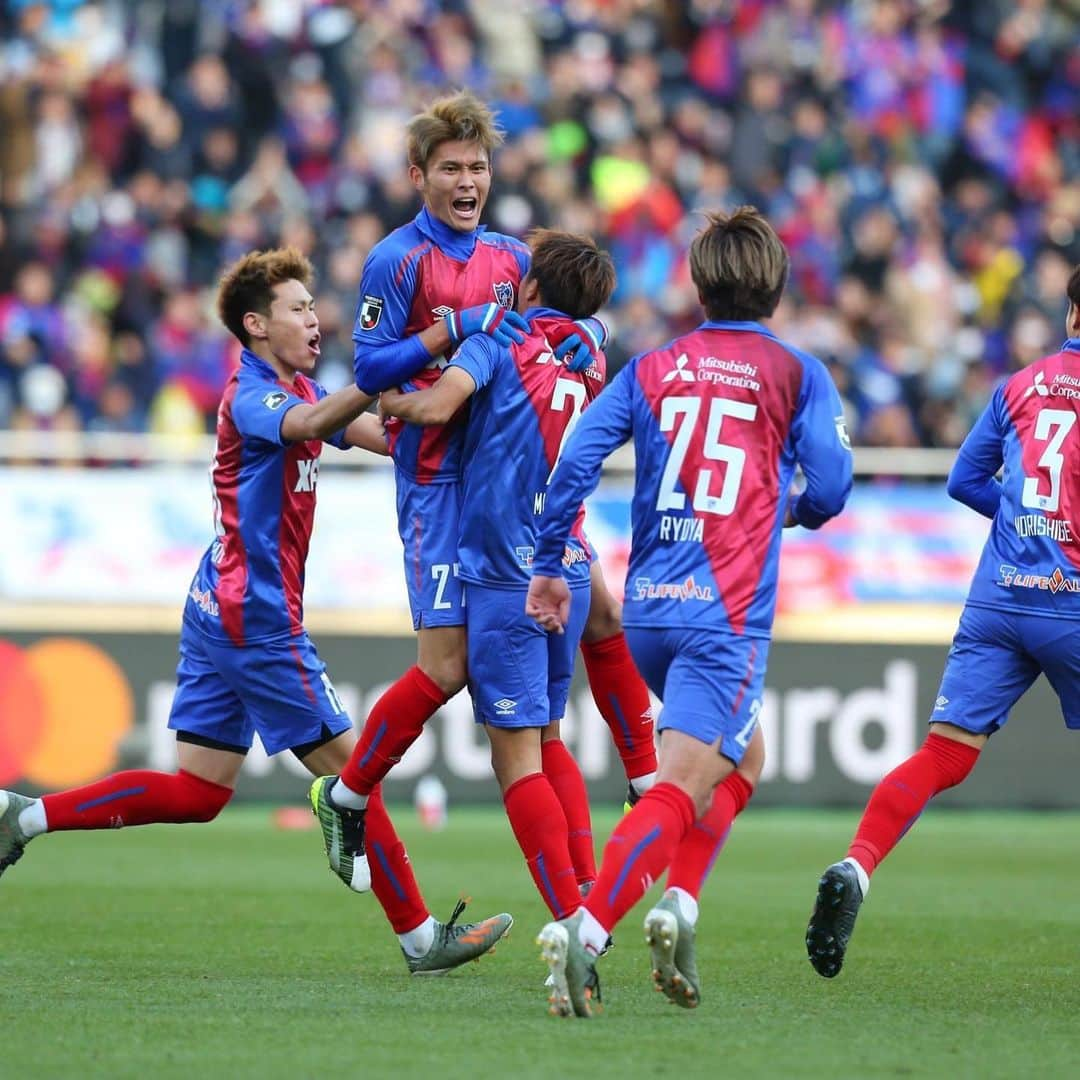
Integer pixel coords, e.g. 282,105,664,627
445,304,529,348
552,316,608,373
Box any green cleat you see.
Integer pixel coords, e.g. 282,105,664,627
0,790,33,879
537,910,602,1019
644,889,700,1008
404,900,513,976
622,783,641,816
309,776,370,893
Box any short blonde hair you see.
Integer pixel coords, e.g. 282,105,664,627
216,248,314,345
406,90,504,173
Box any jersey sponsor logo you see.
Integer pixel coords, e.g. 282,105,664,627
492,281,514,309
658,514,704,542
263,391,289,410
1013,514,1074,542
188,583,220,617
997,564,1080,593
696,355,761,391
358,294,384,331
294,457,319,492
1026,371,1080,400
662,353,696,383
493,697,517,716
515,545,534,569
1024,372,1049,398
631,574,715,602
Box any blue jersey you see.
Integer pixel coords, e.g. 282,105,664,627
948,338,1080,620
534,321,852,636
185,349,347,646
450,307,602,589
352,206,529,485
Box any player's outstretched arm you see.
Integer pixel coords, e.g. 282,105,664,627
280,386,376,443
379,367,478,426
342,412,389,456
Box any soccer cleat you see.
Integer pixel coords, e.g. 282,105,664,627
644,889,700,1008
806,861,865,978
404,899,513,976
537,910,602,1019
309,776,370,893
0,791,33,879
622,783,641,816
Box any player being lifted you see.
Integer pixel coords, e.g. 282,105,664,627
806,263,1080,979
312,91,657,888
0,249,511,975
527,208,853,1017
378,229,615,913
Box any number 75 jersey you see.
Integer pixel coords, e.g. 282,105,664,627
539,321,852,636
955,339,1080,619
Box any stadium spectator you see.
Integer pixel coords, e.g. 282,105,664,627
0,1,1075,446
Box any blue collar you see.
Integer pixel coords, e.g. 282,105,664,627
1063,338,1080,354
240,347,276,376
414,205,481,261
524,306,570,324
699,319,777,338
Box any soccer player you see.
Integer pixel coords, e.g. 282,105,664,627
378,229,616,915
311,92,658,886
806,264,1080,980
0,248,511,975
527,207,853,1017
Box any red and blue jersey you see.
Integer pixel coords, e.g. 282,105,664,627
948,338,1080,620
534,321,852,636
353,206,529,485
449,307,603,589
184,348,348,647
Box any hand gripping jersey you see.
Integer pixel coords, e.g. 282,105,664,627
534,321,853,635
450,308,603,588
352,206,529,485
948,338,1080,619
184,349,348,646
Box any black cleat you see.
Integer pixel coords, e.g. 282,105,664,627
806,861,864,978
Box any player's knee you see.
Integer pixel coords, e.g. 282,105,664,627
423,656,467,696
582,598,622,643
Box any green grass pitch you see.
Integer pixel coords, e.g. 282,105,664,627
2,805,1078,1078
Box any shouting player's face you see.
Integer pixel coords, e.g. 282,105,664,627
263,279,320,378
412,139,492,232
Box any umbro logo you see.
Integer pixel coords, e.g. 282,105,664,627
662,353,695,383
493,698,517,715
1024,372,1049,398
432,305,454,319
934,695,949,709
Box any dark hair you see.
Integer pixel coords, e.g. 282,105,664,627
690,206,789,321
216,247,314,345
1068,264,1080,310
525,228,616,319
407,90,503,174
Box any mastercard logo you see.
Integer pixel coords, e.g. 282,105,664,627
0,638,134,788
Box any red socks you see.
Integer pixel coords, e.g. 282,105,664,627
847,733,980,874
364,784,429,934
340,666,447,795
41,769,232,830
584,782,696,933
541,739,596,887
667,771,754,897
503,772,580,919
581,633,657,782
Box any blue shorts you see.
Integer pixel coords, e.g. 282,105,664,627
931,605,1080,734
168,621,352,756
396,474,465,630
624,626,768,765
466,581,590,729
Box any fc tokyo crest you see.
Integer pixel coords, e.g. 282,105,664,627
492,281,514,309
358,294,384,331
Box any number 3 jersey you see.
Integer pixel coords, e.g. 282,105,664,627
449,307,605,589
949,338,1080,620
534,320,853,636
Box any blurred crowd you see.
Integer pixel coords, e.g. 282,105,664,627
0,0,1076,449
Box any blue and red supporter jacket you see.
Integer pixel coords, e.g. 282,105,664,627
449,307,604,589
534,321,852,636
352,206,529,485
948,338,1080,620
184,349,348,646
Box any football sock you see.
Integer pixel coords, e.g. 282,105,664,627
580,633,658,782
666,771,754,898
541,738,596,887
339,666,447,797
40,770,232,830
575,906,611,957
629,771,656,798
397,917,437,959
583,782,696,935
842,856,871,898
364,785,429,935
846,732,980,875
503,772,580,920
17,800,47,838
669,887,699,926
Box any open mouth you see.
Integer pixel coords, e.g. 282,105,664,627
452,197,478,218
307,332,321,357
